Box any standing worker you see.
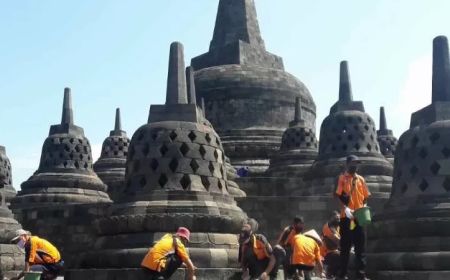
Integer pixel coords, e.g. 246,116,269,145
11,229,63,280
141,227,196,280
335,155,371,280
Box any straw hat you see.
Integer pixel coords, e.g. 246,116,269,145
304,229,322,244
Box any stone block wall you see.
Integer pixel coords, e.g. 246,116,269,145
13,203,111,269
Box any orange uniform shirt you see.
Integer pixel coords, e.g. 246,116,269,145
250,234,272,260
289,234,321,266
25,236,61,264
335,172,371,217
141,234,190,272
320,223,340,257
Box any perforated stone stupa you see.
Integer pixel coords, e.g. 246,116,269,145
0,146,16,204
69,42,247,279
377,107,398,164
368,35,450,280
305,61,393,196
266,97,318,177
94,108,130,201
12,88,110,207
191,0,316,174
0,158,23,279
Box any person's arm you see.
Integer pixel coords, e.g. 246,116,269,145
12,262,30,280
184,258,196,280
276,227,289,246
361,177,371,205
316,260,325,278
259,254,276,280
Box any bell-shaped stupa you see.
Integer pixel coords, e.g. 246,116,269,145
305,61,393,196
94,108,130,201
191,0,316,174
368,35,450,280
267,97,318,177
0,146,16,203
377,107,398,164
73,43,247,279
12,88,110,207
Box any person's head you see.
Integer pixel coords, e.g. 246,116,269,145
293,216,305,233
329,211,340,227
176,227,190,245
11,229,31,249
239,218,258,244
346,155,360,175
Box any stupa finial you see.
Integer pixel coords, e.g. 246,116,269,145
186,66,197,105
432,36,450,102
61,87,73,125
166,42,188,105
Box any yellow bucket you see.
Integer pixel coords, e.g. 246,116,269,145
24,272,42,280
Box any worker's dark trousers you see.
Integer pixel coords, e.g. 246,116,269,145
338,218,366,278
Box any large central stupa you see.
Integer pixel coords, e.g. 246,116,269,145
191,0,316,174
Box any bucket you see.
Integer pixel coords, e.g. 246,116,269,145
24,272,42,280
354,206,371,226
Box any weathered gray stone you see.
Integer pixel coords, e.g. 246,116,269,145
304,61,393,196
377,107,398,164
0,146,16,204
266,97,318,177
191,0,316,174
0,159,24,278
73,42,247,276
367,35,450,280
12,88,111,207
94,108,130,202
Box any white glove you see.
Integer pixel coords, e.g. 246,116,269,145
344,207,354,219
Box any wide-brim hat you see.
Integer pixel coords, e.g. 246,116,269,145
304,229,322,244
11,229,31,242
176,227,191,242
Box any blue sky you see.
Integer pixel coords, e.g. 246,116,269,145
1,0,450,189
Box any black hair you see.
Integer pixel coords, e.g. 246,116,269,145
293,216,304,224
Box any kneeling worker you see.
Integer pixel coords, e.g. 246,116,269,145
289,230,325,280
141,227,196,280
11,229,63,280
239,219,285,280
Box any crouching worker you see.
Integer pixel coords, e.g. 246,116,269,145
321,211,341,278
289,230,325,280
141,227,196,280
11,229,63,280
239,219,285,280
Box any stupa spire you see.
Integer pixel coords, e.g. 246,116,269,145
210,0,265,50
186,66,197,105
339,61,353,103
166,42,187,105
114,108,122,131
61,87,73,125
432,36,450,102
379,106,387,131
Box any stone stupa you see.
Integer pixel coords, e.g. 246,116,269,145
12,88,110,208
94,108,130,202
68,42,247,280
0,160,23,279
305,61,393,199
191,0,316,174
377,106,398,164
0,146,16,203
266,96,318,177
368,35,450,280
